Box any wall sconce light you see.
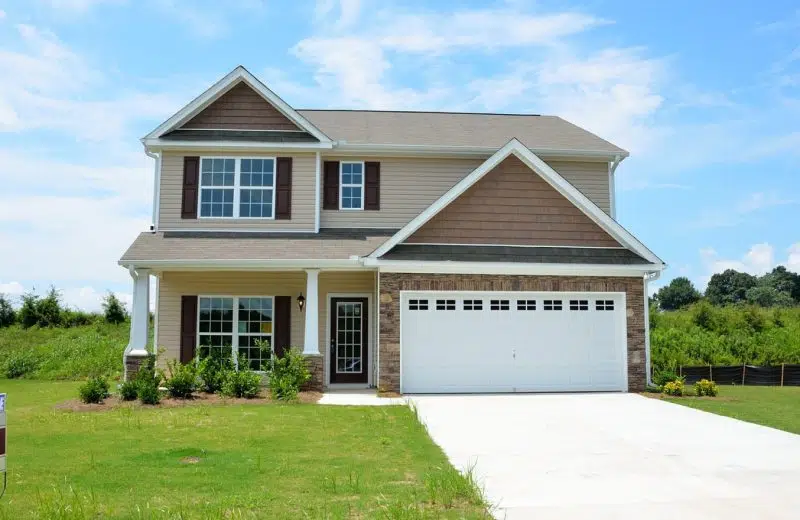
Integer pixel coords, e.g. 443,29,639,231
297,292,306,312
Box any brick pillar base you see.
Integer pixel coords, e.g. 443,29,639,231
124,354,149,381
303,355,324,391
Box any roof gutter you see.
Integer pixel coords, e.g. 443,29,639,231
118,258,364,271
143,139,334,152
332,142,629,160
363,257,662,276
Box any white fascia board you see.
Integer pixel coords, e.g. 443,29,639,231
363,258,661,276
118,258,368,271
143,139,333,151
370,138,663,266
143,66,332,143
333,142,628,160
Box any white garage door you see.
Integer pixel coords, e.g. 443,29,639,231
400,291,627,393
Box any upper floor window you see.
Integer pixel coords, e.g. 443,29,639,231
199,157,275,219
340,161,364,210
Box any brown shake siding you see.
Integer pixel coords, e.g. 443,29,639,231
406,156,620,247
181,83,301,131
158,152,316,230
378,273,646,393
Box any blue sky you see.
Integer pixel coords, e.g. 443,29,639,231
0,0,798,310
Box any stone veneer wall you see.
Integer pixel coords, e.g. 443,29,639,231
303,355,324,391
378,273,646,393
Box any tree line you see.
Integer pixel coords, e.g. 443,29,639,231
654,266,800,311
0,287,128,329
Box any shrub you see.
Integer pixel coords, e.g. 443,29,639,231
694,379,718,397
62,309,99,328
102,292,128,324
221,361,261,398
3,350,40,378
267,347,311,401
133,355,161,405
78,376,110,404
163,359,197,398
118,380,138,401
137,383,161,405
18,287,64,329
0,295,15,328
653,369,680,387
197,350,233,393
662,379,685,397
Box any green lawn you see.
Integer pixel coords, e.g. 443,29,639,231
0,380,488,519
663,385,800,434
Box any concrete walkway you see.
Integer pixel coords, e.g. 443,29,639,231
318,390,405,406
410,393,800,520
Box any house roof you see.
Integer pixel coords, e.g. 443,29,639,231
381,244,650,265
298,110,628,156
120,230,395,267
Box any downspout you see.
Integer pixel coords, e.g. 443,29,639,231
609,155,622,220
145,148,161,232
644,270,661,386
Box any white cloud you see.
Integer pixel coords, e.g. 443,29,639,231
0,282,25,297
0,10,6,20
36,0,123,13
788,243,800,272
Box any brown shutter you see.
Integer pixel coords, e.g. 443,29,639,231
181,156,200,219
364,161,380,210
273,296,291,358
275,157,292,220
180,295,198,363
323,161,340,210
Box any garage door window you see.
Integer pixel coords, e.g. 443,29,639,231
463,299,483,310
409,299,428,310
569,300,589,311
543,300,563,311
436,299,456,310
516,300,536,311
596,300,615,311
490,299,510,311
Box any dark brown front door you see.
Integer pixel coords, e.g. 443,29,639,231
329,297,368,384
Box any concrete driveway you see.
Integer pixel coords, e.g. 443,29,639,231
410,393,800,520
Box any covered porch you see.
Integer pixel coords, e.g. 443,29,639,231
123,267,378,390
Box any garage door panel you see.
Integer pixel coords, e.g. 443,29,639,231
401,291,627,393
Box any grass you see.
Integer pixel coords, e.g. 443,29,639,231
0,380,489,519
662,385,800,435
0,323,129,380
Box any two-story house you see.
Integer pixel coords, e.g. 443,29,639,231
120,66,664,394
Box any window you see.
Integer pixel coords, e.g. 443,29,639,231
409,299,428,310
517,300,536,311
570,299,589,311
543,300,563,311
463,299,483,310
596,299,615,311
490,299,510,311
436,299,456,310
199,157,275,219
340,162,364,210
198,296,273,371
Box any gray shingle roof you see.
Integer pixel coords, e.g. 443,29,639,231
380,244,650,264
298,110,627,155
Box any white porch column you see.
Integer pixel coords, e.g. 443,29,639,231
303,269,320,355
124,268,151,365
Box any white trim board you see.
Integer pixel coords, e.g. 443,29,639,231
143,66,331,143
369,138,664,267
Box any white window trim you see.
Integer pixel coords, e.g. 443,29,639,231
196,295,274,371
339,160,365,211
198,156,277,220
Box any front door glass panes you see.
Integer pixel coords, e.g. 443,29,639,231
336,302,362,373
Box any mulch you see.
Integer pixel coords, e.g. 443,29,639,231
56,390,322,412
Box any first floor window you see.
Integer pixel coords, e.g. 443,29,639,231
197,296,273,370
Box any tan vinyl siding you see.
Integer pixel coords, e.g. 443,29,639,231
406,156,620,247
156,270,377,382
320,155,611,229
182,83,301,131
158,152,315,230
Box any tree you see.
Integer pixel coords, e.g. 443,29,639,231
745,286,794,307
705,269,757,306
759,266,800,303
655,277,701,310
102,291,128,324
0,295,15,328
18,286,63,328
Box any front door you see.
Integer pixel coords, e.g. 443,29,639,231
330,297,369,384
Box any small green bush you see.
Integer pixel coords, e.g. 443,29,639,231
644,384,662,393
653,369,680,387
197,350,233,393
118,380,138,401
221,361,261,398
3,350,40,378
137,383,161,405
79,376,110,404
694,379,718,397
62,310,99,328
133,355,161,405
163,359,197,398
662,379,685,397
102,292,128,325
267,347,311,401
